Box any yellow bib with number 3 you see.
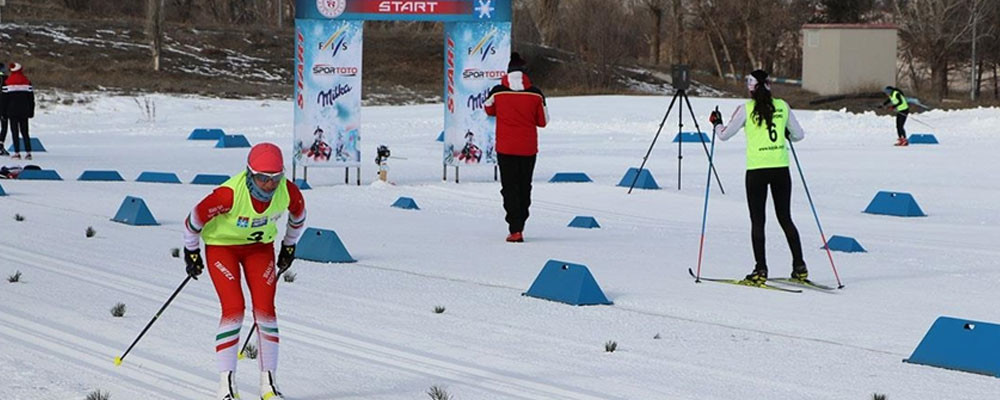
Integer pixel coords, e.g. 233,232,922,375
202,170,289,246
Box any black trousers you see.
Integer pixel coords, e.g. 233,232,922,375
9,118,30,153
497,153,536,234
896,111,908,139
0,116,7,144
746,167,805,271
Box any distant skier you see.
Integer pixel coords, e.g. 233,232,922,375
485,52,549,243
709,69,808,286
183,143,306,400
0,63,35,159
880,86,909,146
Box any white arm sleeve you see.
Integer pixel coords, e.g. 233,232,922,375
786,109,806,142
714,104,746,141
183,211,202,251
282,209,307,246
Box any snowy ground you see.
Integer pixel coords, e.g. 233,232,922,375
1,94,999,399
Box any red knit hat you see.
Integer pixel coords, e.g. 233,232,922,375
247,143,284,173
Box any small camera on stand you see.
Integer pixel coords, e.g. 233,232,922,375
671,64,690,91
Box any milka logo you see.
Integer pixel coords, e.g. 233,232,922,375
317,84,353,107
468,28,498,62
467,87,491,111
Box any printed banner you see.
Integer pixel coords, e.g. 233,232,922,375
442,21,511,166
299,0,512,22
293,19,364,167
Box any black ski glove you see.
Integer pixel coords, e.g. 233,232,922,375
277,244,296,274
185,248,204,279
709,110,723,127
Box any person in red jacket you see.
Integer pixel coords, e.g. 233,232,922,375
0,63,35,159
484,52,548,242
183,143,306,400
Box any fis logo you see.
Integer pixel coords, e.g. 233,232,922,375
236,217,250,228
320,24,351,58
468,28,498,62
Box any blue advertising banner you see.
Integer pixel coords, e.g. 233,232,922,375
442,21,511,166
299,0,511,22
293,19,364,167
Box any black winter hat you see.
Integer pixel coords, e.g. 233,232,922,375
750,69,769,83
508,52,526,73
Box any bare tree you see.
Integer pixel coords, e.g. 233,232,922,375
170,0,194,23
635,0,667,65
669,0,685,65
895,0,978,99
147,0,165,71
527,0,562,46
562,0,643,87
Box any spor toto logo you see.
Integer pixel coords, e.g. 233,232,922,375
317,0,346,18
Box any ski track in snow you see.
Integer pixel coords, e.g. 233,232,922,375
0,241,615,400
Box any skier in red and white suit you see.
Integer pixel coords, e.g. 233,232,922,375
183,143,306,400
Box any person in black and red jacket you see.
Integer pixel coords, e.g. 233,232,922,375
0,63,35,159
0,63,8,156
484,52,549,243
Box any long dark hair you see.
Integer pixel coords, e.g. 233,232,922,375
749,70,775,134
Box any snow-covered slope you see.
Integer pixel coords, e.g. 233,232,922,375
1,94,998,399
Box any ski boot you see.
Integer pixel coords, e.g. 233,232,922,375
217,371,241,400
11,153,20,159
791,264,809,281
260,371,285,400
505,232,523,243
25,153,32,160
741,268,767,287
894,137,909,147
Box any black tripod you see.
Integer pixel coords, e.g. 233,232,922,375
627,88,725,194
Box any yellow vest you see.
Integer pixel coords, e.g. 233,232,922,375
744,99,790,170
890,90,909,112
202,170,290,246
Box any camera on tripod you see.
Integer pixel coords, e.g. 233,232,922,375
626,63,724,194
671,64,690,91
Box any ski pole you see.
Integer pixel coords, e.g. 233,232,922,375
693,107,721,282
238,269,286,360
908,115,936,131
115,276,193,366
788,140,845,289
682,93,725,194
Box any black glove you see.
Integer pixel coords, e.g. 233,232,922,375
709,110,723,127
277,244,296,274
185,248,204,279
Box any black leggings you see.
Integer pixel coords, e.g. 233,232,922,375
497,153,536,234
9,118,30,153
0,116,7,144
896,111,908,139
746,167,804,271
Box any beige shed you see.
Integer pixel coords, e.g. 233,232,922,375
801,24,898,96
